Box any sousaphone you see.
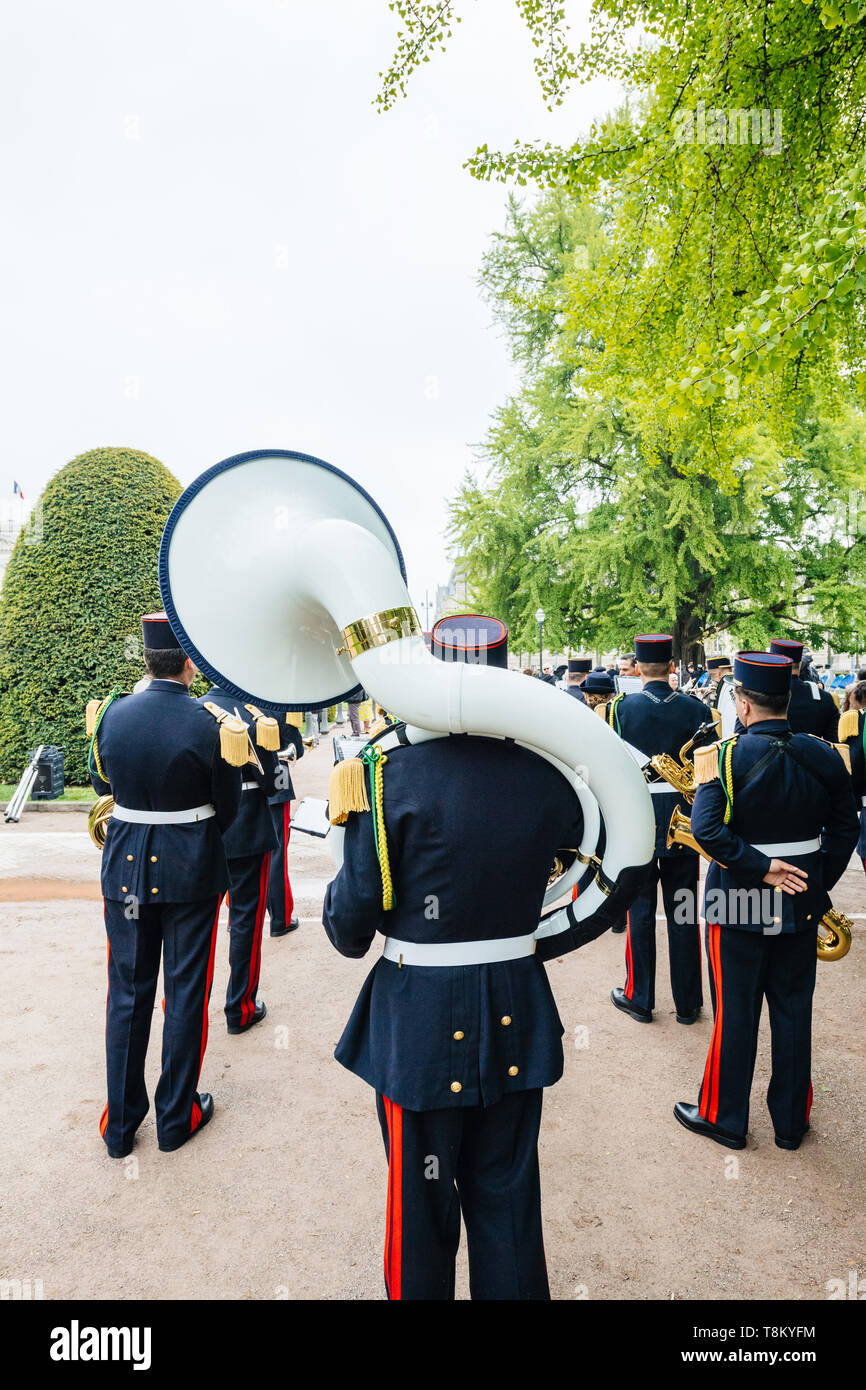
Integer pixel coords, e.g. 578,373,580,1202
159,449,655,950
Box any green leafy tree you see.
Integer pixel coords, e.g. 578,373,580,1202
377,1,866,476
0,447,182,784
448,195,866,660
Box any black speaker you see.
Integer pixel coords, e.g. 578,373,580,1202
29,745,64,800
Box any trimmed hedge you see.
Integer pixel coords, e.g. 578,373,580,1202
0,447,182,783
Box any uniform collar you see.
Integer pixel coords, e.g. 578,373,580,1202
146,679,191,695
745,718,789,736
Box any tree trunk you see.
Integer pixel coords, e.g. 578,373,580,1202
673,609,705,665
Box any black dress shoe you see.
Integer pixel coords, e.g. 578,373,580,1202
159,1093,214,1153
610,986,652,1023
676,1006,702,1025
227,999,267,1034
610,923,627,934
674,1101,746,1150
270,918,300,938
775,1123,810,1151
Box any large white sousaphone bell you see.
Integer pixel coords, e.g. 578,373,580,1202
159,449,655,953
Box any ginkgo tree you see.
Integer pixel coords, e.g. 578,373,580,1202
376,1,866,479
447,193,866,661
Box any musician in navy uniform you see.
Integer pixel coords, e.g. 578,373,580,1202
563,656,591,702
322,615,597,1300
674,653,859,1150
262,710,305,937
769,639,838,740
196,688,281,1032
604,633,716,1024
89,613,242,1155
839,683,866,877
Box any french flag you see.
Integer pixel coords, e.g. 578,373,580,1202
13,481,24,499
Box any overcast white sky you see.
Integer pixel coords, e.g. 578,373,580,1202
2,0,621,614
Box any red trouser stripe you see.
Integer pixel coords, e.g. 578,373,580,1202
192,899,222,1132
99,927,110,1135
283,804,294,920
624,911,633,998
806,1080,814,1125
241,855,269,1026
700,923,724,1122
383,1097,403,1301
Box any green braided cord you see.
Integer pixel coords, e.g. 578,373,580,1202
88,686,124,781
360,745,394,909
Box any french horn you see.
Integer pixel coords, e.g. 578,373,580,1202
157,449,656,952
666,807,852,962
88,794,115,850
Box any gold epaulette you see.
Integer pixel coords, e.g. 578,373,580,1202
285,711,305,729
805,732,853,774
710,708,722,737
595,701,608,720
693,739,729,786
838,707,861,742
85,698,104,737
830,689,841,710
835,742,852,773
244,703,280,751
328,758,370,823
203,701,250,767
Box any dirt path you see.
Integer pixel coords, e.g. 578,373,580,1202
1,737,863,1301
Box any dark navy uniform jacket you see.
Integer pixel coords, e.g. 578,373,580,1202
787,674,838,740
843,708,866,801
258,710,304,806
690,720,858,933
607,681,715,855
564,684,586,704
196,688,280,860
323,735,583,1113
90,680,241,903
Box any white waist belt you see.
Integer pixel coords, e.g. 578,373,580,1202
750,837,821,856
112,803,216,825
382,933,537,967
241,782,259,792
861,795,866,808
648,782,679,795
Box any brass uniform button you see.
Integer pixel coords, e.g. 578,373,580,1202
121,886,128,893
126,854,133,862
508,1066,519,1077
501,1016,512,1027
453,1031,464,1041
450,1081,462,1093
806,914,812,921
151,887,159,894
150,855,158,863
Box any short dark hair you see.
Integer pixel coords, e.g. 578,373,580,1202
144,645,187,679
638,660,670,679
737,686,790,717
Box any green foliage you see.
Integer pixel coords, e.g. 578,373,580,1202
0,448,182,783
448,196,866,659
377,1,866,475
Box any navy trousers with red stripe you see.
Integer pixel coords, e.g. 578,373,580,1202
699,922,816,1140
375,1089,548,1301
623,854,701,1015
224,853,269,1028
101,897,221,1152
266,803,294,931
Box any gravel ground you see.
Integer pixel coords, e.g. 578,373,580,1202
1,736,863,1301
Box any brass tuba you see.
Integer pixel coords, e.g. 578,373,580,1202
666,807,852,962
88,795,114,850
